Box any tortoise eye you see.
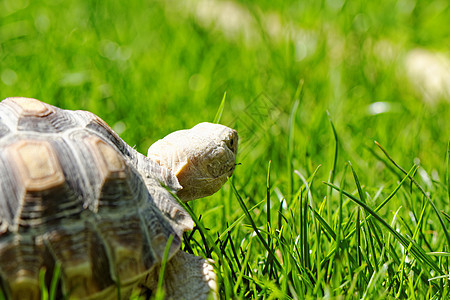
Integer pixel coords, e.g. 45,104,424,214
226,136,235,151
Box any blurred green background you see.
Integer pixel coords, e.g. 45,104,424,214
1,0,449,298
1,0,449,182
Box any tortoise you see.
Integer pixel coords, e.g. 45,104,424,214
0,97,238,299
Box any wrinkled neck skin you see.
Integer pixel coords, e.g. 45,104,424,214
147,122,238,202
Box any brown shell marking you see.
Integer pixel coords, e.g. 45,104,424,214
5,97,53,118
9,140,65,192
88,137,127,187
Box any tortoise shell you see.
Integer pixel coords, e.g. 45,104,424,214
0,97,193,299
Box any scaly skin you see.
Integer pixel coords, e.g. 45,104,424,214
148,122,238,201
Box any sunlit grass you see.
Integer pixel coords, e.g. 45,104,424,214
1,0,449,299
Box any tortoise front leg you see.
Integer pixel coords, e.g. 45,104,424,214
143,251,217,300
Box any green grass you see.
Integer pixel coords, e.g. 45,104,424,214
1,0,449,299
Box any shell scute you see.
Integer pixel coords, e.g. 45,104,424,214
43,223,114,298
2,139,85,232
0,235,43,300
84,112,131,158
94,214,149,283
87,137,127,183
1,97,79,134
8,140,65,192
5,97,53,118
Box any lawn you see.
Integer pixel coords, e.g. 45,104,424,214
0,0,449,299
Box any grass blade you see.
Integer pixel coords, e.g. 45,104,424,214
336,163,348,257
213,92,227,124
375,141,450,248
349,162,378,271
356,208,362,276
442,211,450,223
233,237,253,295
287,79,303,200
288,99,300,199
327,112,339,225
426,252,450,257
231,181,282,269
154,234,174,300
218,199,266,241
267,160,271,230
295,165,321,272
447,140,450,209
309,206,336,240
324,181,443,275
39,268,48,300
49,263,61,300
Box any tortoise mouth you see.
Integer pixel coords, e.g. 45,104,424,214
207,159,236,179
228,163,237,174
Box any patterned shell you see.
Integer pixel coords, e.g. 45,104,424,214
0,97,193,299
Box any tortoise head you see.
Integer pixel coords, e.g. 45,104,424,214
147,122,238,202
